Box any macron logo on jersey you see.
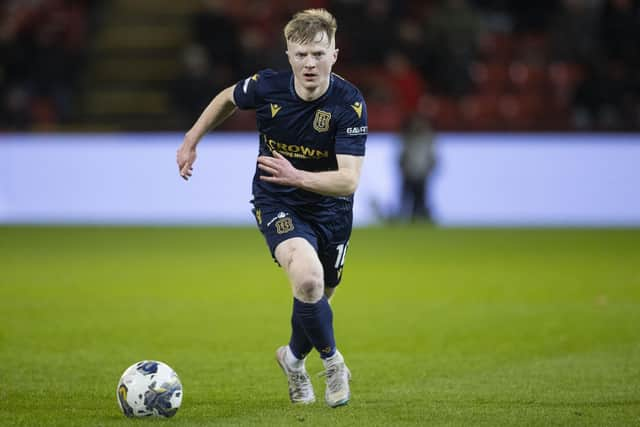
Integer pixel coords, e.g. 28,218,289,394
351,101,363,118
242,74,258,93
270,103,282,118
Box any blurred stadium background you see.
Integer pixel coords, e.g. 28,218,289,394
1,0,639,225
2,2,640,425
2,0,640,132
1,0,639,132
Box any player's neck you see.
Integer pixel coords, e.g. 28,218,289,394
293,78,330,102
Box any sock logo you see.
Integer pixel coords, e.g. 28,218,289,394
321,346,333,354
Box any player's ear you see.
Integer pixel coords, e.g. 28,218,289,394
333,48,339,64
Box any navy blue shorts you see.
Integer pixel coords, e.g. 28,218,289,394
252,203,353,287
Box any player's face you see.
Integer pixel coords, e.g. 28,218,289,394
287,31,338,97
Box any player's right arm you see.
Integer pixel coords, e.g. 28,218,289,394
177,85,237,180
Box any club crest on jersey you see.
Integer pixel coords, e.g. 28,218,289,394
275,217,294,234
313,110,331,133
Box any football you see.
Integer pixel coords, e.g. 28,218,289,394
116,360,183,418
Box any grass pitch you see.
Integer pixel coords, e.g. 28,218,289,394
1,226,639,426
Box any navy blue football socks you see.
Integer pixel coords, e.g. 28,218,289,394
292,296,336,359
289,303,314,360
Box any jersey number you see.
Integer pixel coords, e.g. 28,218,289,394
334,241,349,269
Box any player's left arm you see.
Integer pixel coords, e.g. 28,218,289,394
257,152,363,197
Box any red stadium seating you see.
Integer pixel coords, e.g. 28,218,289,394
471,62,510,94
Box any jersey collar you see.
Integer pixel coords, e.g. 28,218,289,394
289,73,334,103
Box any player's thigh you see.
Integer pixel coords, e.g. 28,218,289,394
276,237,325,302
274,237,323,278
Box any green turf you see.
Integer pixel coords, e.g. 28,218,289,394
1,226,639,426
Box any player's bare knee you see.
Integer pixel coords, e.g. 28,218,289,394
295,276,324,303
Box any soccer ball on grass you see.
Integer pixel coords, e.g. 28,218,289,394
116,360,183,417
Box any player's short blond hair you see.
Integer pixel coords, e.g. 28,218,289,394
284,8,337,45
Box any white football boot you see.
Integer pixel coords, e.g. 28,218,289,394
322,350,351,408
276,346,316,404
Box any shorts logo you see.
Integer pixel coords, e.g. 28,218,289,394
267,211,288,227
275,217,294,234
313,110,331,132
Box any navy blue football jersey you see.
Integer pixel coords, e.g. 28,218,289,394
233,69,367,214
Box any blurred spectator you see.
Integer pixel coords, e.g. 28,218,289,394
571,60,636,129
548,0,601,64
398,114,437,222
395,15,426,62
170,44,222,128
599,0,640,67
0,0,90,129
383,51,427,116
338,0,397,65
234,0,288,74
192,0,242,75
329,0,367,61
393,2,432,74
507,0,560,33
1,86,31,129
469,0,513,32
423,0,486,97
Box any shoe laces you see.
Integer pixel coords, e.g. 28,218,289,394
320,363,348,394
288,370,312,400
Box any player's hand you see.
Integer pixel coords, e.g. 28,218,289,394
176,140,197,181
257,150,303,187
